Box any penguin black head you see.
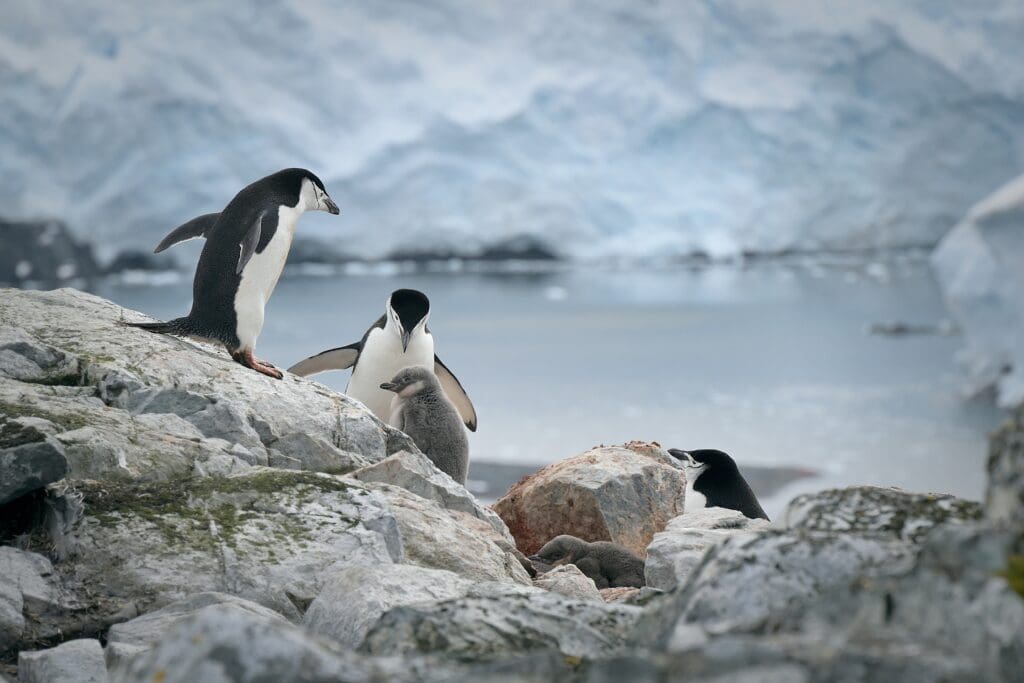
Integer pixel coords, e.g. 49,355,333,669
379,365,439,396
387,289,430,351
668,448,769,521
268,168,340,215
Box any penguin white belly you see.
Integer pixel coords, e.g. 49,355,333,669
346,328,434,422
234,206,300,350
684,478,707,514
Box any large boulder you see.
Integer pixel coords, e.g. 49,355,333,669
644,507,770,592
361,584,641,661
0,415,68,505
0,288,414,481
492,442,686,556
50,469,402,623
783,485,983,542
105,592,288,671
368,483,532,585
303,564,474,648
987,405,1024,524
17,638,106,683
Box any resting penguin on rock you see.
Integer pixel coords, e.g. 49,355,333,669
528,535,645,589
669,448,769,521
288,289,477,430
125,168,339,378
379,365,470,484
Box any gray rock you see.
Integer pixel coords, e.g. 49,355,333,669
532,564,602,602
112,603,387,683
268,432,369,474
303,564,474,648
492,442,686,557
783,485,983,542
18,639,106,683
0,416,68,505
987,405,1024,523
0,547,62,653
352,450,511,540
645,507,770,591
638,530,916,642
362,583,641,661
61,469,402,622
105,592,288,671
0,327,80,385
369,483,532,585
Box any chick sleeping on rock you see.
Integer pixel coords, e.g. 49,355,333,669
528,534,645,588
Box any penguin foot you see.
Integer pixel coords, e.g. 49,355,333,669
231,349,283,380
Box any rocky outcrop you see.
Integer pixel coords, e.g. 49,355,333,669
361,584,641,661
783,485,983,542
17,638,106,683
0,288,411,485
644,507,769,592
0,547,66,655
493,442,686,556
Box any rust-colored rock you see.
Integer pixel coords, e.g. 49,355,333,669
491,442,686,557
600,587,641,603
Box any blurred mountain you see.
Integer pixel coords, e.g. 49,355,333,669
2,1,1024,261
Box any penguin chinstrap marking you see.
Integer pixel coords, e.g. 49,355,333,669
124,168,340,379
286,289,478,431
379,365,470,485
669,448,769,521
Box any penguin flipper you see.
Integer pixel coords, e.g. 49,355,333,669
287,343,361,377
154,212,220,253
434,354,477,432
236,211,265,275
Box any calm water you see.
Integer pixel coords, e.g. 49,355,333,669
94,258,1003,518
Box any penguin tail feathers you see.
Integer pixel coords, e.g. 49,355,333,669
121,317,191,336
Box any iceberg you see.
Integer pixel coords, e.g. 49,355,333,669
931,174,1024,408
2,1,1024,260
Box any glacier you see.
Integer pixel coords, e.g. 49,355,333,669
2,1,1024,260
932,174,1024,408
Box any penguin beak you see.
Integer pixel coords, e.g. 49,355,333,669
400,328,411,352
323,195,340,215
379,382,398,392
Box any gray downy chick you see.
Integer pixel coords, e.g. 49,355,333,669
380,365,469,484
528,534,645,589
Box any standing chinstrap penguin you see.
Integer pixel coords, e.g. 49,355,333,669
125,168,339,378
669,448,769,521
287,289,477,430
380,365,470,484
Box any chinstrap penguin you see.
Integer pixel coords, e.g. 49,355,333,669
379,365,470,484
125,168,339,378
669,448,769,521
528,535,645,589
287,289,477,430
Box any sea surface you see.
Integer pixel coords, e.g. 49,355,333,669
93,257,1004,518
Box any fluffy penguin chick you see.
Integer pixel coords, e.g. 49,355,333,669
528,535,645,589
380,365,469,484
